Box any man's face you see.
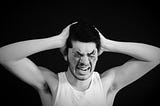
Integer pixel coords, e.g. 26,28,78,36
67,41,98,80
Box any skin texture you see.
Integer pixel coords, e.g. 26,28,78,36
65,41,99,91
67,41,98,81
0,23,160,106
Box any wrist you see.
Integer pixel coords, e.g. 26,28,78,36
102,39,115,51
50,35,64,48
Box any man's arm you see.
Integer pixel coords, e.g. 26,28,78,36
99,32,160,91
0,24,71,90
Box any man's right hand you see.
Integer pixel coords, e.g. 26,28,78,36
59,22,78,47
59,22,77,58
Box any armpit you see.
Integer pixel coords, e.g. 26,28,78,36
43,82,52,95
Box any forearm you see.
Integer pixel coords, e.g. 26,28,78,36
103,39,160,62
0,35,62,63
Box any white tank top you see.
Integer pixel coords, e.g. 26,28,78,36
54,72,112,106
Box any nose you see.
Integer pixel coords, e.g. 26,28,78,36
79,56,89,67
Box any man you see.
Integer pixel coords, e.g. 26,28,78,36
0,21,160,106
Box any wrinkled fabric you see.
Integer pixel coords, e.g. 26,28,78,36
54,72,113,106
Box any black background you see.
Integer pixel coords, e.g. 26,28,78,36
0,1,160,106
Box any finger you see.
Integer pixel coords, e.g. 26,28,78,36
63,24,71,32
66,21,78,30
65,22,77,30
94,27,102,35
94,27,100,33
71,21,78,25
63,21,78,33
94,27,99,31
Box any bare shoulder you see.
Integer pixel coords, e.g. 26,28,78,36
38,66,58,91
100,69,119,106
38,66,60,105
100,68,117,93
38,66,58,79
101,68,116,85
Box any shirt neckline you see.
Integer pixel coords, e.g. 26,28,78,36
64,72,94,94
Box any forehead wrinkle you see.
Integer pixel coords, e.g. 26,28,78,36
72,41,97,54
73,49,96,56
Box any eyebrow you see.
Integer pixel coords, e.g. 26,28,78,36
88,50,95,55
74,50,95,55
76,51,83,56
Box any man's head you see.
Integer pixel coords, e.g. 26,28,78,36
66,21,101,54
63,21,101,80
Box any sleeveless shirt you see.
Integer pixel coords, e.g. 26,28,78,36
54,72,113,106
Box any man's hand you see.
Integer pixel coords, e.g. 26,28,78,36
95,27,111,55
59,22,77,58
59,22,78,47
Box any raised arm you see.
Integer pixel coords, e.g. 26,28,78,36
0,24,71,89
99,31,160,91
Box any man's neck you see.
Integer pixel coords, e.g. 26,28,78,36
65,68,92,91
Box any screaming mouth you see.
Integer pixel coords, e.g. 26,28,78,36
77,67,91,71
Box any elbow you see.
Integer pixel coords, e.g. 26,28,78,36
0,57,8,67
0,54,4,65
156,48,160,64
0,53,11,66
0,54,6,65
0,48,13,65
145,48,160,66
156,55,160,65
153,48,160,65
0,49,6,65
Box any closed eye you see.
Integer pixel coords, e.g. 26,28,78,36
76,51,83,56
73,50,96,57
73,51,83,57
88,50,95,56
88,50,95,55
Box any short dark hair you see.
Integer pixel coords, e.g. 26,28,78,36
63,20,101,56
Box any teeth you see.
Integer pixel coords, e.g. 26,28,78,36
79,67,90,71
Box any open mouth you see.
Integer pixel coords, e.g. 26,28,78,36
77,67,90,71
76,66,91,75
